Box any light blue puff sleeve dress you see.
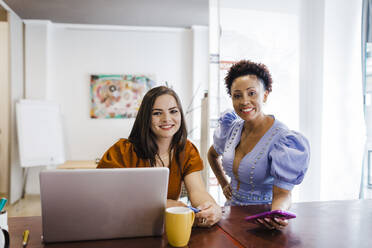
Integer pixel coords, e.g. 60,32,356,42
213,110,310,206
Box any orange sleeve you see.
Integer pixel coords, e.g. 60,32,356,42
181,141,204,178
167,140,204,200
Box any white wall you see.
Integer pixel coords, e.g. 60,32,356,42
24,20,51,99
24,21,208,194
49,24,193,160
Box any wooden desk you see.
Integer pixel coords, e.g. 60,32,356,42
56,160,97,169
218,200,372,248
8,200,372,247
8,216,240,248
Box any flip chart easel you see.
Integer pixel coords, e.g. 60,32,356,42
16,100,65,197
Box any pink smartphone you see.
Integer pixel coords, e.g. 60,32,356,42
245,210,296,222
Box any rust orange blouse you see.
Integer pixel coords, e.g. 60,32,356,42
97,139,204,200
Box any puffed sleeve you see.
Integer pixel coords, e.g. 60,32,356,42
213,109,239,155
269,131,310,190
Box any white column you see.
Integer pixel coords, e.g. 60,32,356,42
8,9,25,204
298,0,325,202
320,0,364,200
190,25,209,184
190,25,208,143
203,0,220,189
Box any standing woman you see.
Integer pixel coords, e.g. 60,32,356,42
98,86,221,227
208,60,310,230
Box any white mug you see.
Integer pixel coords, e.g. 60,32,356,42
0,211,9,248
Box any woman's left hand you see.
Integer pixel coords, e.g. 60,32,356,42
260,186,291,230
195,201,222,228
256,217,288,230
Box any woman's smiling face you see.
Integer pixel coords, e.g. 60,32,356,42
230,75,268,122
150,94,181,140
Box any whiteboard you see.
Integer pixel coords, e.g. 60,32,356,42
16,100,65,167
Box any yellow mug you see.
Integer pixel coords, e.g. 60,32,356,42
165,207,195,247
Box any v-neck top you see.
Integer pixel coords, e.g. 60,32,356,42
213,110,310,206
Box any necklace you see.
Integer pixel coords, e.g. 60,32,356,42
157,153,169,160
156,150,173,167
156,154,166,167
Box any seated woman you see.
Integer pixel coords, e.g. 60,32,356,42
98,86,222,227
208,60,310,230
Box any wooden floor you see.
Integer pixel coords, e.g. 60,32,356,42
3,194,41,217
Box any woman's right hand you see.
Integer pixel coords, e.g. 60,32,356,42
222,184,232,200
208,146,232,201
195,201,222,227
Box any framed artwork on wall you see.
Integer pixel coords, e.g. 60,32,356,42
90,74,155,119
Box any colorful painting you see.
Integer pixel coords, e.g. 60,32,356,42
90,74,155,119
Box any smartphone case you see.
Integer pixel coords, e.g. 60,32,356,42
244,210,296,222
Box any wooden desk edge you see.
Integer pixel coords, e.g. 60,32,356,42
57,160,97,169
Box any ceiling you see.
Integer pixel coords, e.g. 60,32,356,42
3,0,208,28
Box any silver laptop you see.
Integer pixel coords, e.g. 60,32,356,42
39,168,169,243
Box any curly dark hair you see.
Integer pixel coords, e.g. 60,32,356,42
224,60,273,95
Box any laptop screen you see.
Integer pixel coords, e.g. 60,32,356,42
40,168,169,243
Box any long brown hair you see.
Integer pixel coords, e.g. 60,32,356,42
128,86,187,166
